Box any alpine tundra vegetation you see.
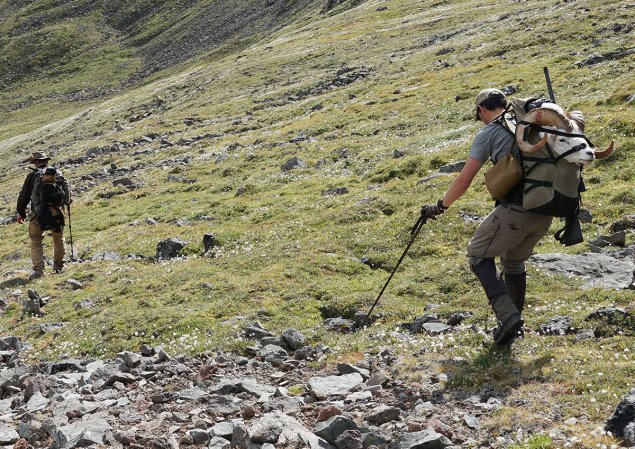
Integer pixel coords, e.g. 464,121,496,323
0,0,634,447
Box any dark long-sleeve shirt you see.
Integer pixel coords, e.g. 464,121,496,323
16,170,38,217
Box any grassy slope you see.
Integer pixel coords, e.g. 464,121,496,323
1,0,634,445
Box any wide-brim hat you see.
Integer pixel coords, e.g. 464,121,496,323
475,88,506,120
23,152,51,164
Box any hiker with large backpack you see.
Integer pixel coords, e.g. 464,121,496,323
422,88,554,345
422,87,613,345
16,152,72,279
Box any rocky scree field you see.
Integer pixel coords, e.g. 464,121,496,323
0,0,634,447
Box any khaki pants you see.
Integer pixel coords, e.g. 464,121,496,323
29,217,65,273
467,204,552,275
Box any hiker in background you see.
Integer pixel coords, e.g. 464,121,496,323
422,88,552,345
16,152,72,279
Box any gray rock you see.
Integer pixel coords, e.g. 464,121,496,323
244,322,274,339
281,156,308,172
587,306,629,322
422,322,452,335
18,419,48,443
530,253,635,289
365,404,401,424
337,363,370,380
239,378,277,398
156,238,187,259
308,373,364,399
323,187,349,197
206,395,241,415
26,391,49,412
53,418,112,449
335,429,363,449
362,431,391,447
104,372,136,386
611,215,635,233
396,429,452,449
260,336,290,350
323,318,356,333
538,316,572,335
590,231,626,248
211,422,235,439
439,161,465,173
231,424,251,449
0,336,22,351
203,233,217,252
66,279,83,290
606,388,635,443
112,177,135,187
575,328,596,342
249,413,284,443
49,359,84,374
117,351,142,368
0,424,19,444
188,428,210,445
314,415,358,445
463,414,480,429
282,329,307,350
39,322,66,335
178,387,209,401
294,345,324,360
208,436,231,448
262,411,333,449
0,215,17,225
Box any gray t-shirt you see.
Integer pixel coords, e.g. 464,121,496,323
469,120,518,164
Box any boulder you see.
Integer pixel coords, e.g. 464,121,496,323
211,422,235,439
538,316,572,335
0,336,22,351
530,253,635,289
335,429,363,449
439,161,465,173
365,404,401,425
203,233,217,252
0,424,19,445
52,418,112,449
308,373,364,399
606,388,635,444
209,436,231,449
396,429,452,449
156,238,187,259
281,329,307,350
314,415,358,445
281,157,308,172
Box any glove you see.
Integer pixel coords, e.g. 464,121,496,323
422,199,448,220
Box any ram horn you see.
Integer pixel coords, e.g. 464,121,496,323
594,140,615,159
531,104,573,131
566,110,586,132
515,124,549,154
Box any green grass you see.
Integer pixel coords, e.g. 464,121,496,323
0,0,634,446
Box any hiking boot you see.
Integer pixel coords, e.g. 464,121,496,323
493,316,524,345
29,271,44,281
52,267,63,274
504,272,527,313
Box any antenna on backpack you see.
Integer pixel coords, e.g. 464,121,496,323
543,67,556,103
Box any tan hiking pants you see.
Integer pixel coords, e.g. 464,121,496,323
467,204,552,275
29,216,65,273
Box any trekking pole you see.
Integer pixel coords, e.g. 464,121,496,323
361,211,428,328
543,67,556,103
66,203,75,262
